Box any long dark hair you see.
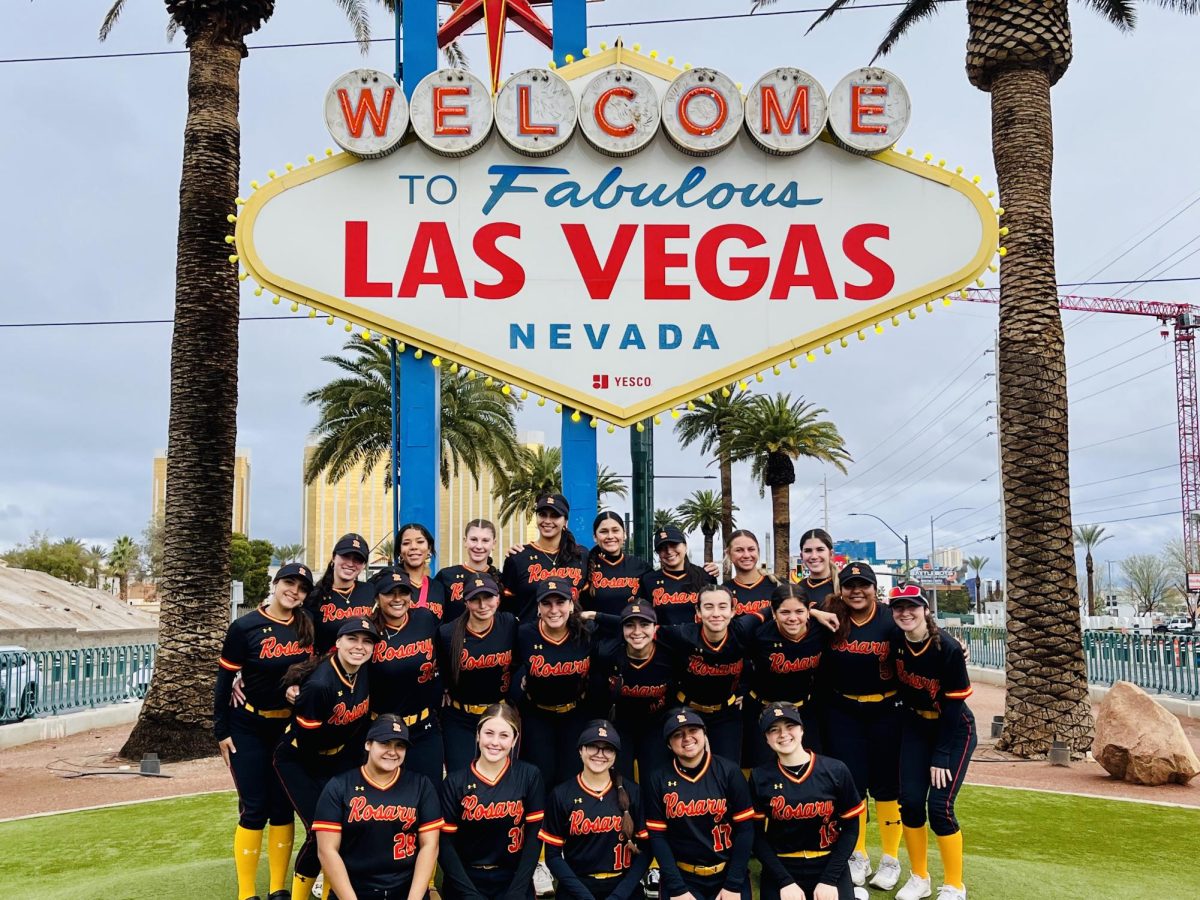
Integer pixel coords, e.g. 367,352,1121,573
658,540,710,596
586,511,627,593
447,587,500,686
799,527,839,594
311,533,365,602
580,719,638,844
397,522,436,573
283,649,331,687
559,527,584,565
269,575,317,649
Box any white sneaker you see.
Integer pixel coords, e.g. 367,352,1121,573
848,851,871,886
897,873,933,900
533,861,555,897
312,872,324,899
643,867,661,900
869,854,902,890
853,889,869,900
936,886,966,900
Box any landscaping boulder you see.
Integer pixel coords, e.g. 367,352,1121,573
1093,681,1199,786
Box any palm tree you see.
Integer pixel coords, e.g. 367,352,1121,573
1073,525,1112,616
102,1,376,762
730,394,850,578
86,544,107,590
654,508,685,531
107,536,140,603
674,385,752,567
492,448,627,526
303,338,522,489
799,0,1199,764
965,555,990,615
274,543,305,564
677,490,733,564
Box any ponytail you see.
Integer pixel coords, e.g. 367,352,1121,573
926,609,943,649
294,608,315,650
447,611,470,686
284,650,330,687
559,528,584,565
613,771,638,846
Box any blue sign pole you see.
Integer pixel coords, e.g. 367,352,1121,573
395,3,441,566
552,0,588,66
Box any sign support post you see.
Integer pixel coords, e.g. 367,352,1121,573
631,421,655,562
552,0,587,67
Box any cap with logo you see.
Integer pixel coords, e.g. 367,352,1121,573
840,561,877,587
375,570,415,597
274,562,314,590
758,701,804,733
463,574,501,601
333,532,369,561
366,714,410,744
536,580,574,602
654,526,686,549
577,719,622,751
888,583,929,608
535,493,570,518
663,706,706,741
336,617,381,641
620,602,658,624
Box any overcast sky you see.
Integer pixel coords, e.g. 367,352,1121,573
2,1,1195,585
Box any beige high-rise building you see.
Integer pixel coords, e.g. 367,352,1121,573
302,439,537,573
152,449,251,534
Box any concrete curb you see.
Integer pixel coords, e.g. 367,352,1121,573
968,666,1200,719
0,701,142,751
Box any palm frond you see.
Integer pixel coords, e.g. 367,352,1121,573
1079,0,1137,28
166,17,180,43
1150,0,1200,13
335,0,374,53
750,0,780,11
442,40,469,69
806,0,863,35
876,0,944,59
99,0,128,41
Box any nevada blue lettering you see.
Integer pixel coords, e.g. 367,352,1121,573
584,324,610,349
508,323,720,350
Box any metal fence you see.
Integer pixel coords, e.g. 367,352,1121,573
943,625,1200,700
0,644,157,722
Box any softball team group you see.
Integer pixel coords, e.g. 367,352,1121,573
215,493,976,900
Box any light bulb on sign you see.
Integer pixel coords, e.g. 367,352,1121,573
806,352,815,363
636,422,645,432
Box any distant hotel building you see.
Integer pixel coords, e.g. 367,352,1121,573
153,449,251,535
301,436,539,572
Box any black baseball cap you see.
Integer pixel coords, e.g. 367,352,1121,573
888,583,929,608
463,574,500,600
578,720,622,751
663,707,706,741
655,526,686,549
621,602,657,624
375,571,414,597
337,617,381,641
536,579,574,602
366,714,410,744
841,561,877,586
274,562,314,589
333,533,369,561
759,701,804,733
536,493,570,517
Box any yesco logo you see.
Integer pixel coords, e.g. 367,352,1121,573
593,375,652,389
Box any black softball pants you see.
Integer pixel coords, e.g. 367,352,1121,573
520,703,587,789
825,695,901,802
759,857,855,900
614,711,671,783
898,708,977,835
398,711,445,784
677,870,752,900
227,710,292,829
441,865,531,900
273,742,348,879
692,703,742,765
442,705,482,774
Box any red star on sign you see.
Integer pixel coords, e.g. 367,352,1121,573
437,0,555,94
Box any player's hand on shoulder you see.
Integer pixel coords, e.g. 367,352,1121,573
702,561,720,579
506,544,524,558
780,883,808,900
286,684,300,704
218,736,236,767
810,608,839,632
230,673,247,707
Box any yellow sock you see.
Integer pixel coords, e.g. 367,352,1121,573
903,825,929,879
876,800,903,857
854,809,868,854
267,823,295,893
292,872,315,899
233,826,263,900
937,831,964,889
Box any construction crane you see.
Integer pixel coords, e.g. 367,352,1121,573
961,288,1200,576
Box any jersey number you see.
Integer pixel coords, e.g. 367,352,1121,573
612,842,633,871
507,826,524,853
818,821,839,850
418,661,437,684
711,823,732,853
393,832,417,860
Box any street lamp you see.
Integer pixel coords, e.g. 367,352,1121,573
847,512,910,576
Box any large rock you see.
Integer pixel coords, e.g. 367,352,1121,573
1093,681,1199,786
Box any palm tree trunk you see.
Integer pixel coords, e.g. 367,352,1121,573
770,482,789,578
122,28,243,762
1085,550,1096,616
702,529,715,565
991,66,1093,759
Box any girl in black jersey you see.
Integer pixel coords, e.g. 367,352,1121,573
396,523,450,621
370,571,445,785
887,585,976,900
314,714,443,900
437,519,503,624
540,721,650,900
637,527,718,628
437,575,518,772
215,562,315,900
644,709,755,900
722,530,776,618
440,704,546,900
502,493,587,622
275,617,380,900
820,563,904,893
745,583,827,763
749,703,863,900
585,512,653,617
798,529,840,611
306,533,376,656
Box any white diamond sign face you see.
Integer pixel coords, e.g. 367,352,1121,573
236,56,997,427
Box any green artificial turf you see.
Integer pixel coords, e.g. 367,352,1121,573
1,786,1194,899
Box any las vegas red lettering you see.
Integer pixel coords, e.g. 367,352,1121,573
461,796,525,823
769,797,834,820
664,793,727,821
259,636,311,659
330,698,370,726
767,653,820,674
569,810,623,835
529,656,589,678
348,797,418,827
374,639,435,663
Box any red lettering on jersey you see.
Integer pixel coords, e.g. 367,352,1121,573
528,655,589,678
374,638,435,664
591,573,641,591
767,652,821,675
318,603,375,624
569,809,623,835
830,638,890,660
619,682,667,706
651,588,696,606
329,697,370,726
527,564,583,586
450,582,465,602
896,660,941,701
460,649,512,671
768,797,834,820
460,795,525,823
686,656,742,678
258,636,311,659
664,792,727,822
348,796,418,827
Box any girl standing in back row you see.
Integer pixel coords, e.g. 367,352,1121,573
437,519,503,624
584,512,653,617
305,533,375,656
